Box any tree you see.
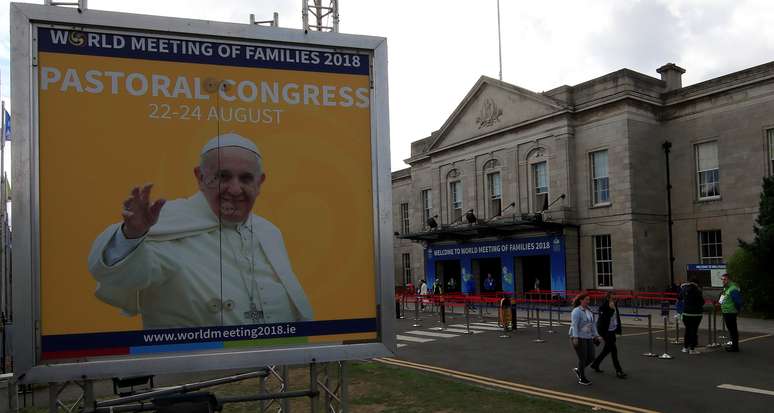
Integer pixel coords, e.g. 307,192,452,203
738,176,774,316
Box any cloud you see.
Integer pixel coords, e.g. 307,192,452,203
585,1,684,77
2,0,774,171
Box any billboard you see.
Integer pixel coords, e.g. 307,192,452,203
12,3,394,382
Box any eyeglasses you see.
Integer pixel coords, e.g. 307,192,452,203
201,170,259,190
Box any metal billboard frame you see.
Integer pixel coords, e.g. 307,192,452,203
11,2,395,384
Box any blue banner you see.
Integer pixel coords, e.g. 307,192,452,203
425,235,566,293
42,318,377,352
37,28,370,75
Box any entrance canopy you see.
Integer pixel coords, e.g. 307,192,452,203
398,216,568,243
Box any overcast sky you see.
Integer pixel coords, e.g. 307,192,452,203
2,0,774,172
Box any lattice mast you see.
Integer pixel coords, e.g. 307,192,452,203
302,0,340,33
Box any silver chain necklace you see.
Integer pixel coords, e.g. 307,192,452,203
226,216,264,323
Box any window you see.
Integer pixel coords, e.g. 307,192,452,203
533,161,548,211
400,203,410,234
487,172,502,218
768,129,774,175
594,234,613,287
699,230,723,264
421,189,432,226
402,253,412,285
450,181,462,222
696,142,720,199
591,150,610,205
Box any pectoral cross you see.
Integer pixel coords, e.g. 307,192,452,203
244,302,263,323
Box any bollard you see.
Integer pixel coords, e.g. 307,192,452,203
547,302,555,334
633,297,641,321
704,311,712,348
440,301,446,329
658,315,674,359
499,298,511,338
670,314,682,344
511,305,517,332
412,296,421,327
464,302,473,334
642,314,657,357
533,308,546,343
706,306,721,348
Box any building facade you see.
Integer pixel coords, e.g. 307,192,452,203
393,62,774,293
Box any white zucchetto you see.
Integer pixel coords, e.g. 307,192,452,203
201,133,261,157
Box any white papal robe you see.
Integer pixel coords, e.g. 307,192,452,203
88,192,313,330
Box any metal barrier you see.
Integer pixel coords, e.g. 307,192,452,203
412,295,421,328
642,314,657,357
706,306,721,349
658,314,674,359
533,308,545,343
463,302,473,334
670,314,683,345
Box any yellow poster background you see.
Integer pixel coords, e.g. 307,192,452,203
38,51,376,335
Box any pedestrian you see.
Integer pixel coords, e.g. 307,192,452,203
569,292,602,386
447,277,457,292
679,277,704,354
590,292,627,378
432,278,443,295
719,273,743,352
419,279,428,310
483,273,495,293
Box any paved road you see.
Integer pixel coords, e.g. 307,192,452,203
393,307,774,413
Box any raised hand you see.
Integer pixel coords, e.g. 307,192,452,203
121,184,166,239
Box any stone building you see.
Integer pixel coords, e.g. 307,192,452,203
392,62,774,294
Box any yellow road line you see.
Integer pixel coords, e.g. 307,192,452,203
375,357,660,413
739,333,773,343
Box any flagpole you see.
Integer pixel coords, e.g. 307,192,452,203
497,0,503,81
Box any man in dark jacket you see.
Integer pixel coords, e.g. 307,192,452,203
679,279,704,354
590,292,627,378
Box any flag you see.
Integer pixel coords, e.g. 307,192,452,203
2,110,10,141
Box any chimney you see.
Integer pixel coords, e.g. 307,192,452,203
657,63,686,92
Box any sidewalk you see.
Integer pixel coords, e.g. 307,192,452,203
400,301,774,334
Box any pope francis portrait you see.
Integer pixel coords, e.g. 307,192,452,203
88,133,313,330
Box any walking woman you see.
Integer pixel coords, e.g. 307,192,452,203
590,292,627,378
569,292,602,385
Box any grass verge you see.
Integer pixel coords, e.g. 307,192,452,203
20,360,592,412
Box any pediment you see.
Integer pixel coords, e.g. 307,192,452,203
426,77,567,152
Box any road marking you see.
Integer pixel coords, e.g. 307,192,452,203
621,331,652,337
376,357,660,413
738,333,773,343
396,334,435,343
397,344,407,348
430,327,484,334
717,384,774,396
470,322,502,327
405,330,460,338
449,324,502,331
